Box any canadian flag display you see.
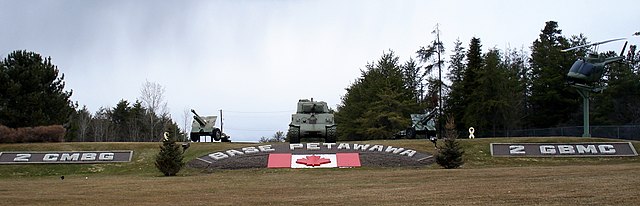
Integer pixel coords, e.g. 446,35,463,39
268,153,361,168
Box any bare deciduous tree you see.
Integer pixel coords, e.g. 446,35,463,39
182,107,192,141
76,106,92,142
139,80,169,141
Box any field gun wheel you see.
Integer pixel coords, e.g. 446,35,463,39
406,128,416,139
190,133,200,142
212,129,222,141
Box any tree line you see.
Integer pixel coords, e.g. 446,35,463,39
65,79,183,142
336,21,640,140
3,21,639,142
0,50,181,142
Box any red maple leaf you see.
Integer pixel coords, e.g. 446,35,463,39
295,155,331,166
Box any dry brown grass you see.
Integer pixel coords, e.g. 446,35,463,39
2,163,639,205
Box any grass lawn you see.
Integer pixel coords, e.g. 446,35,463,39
0,137,638,205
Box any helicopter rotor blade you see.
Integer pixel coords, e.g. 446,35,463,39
561,45,588,52
561,37,626,52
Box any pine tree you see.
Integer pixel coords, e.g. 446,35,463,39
336,50,419,140
445,39,467,131
460,37,484,134
155,130,184,176
592,51,640,124
528,21,578,128
0,50,74,128
436,117,464,169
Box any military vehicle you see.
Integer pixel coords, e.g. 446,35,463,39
287,98,336,143
562,37,629,137
563,38,627,85
190,109,230,142
397,108,437,139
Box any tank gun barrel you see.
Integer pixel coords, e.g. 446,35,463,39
191,109,207,126
419,108,438,124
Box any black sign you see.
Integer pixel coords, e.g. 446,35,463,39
491,142,638,157
0,151,134,164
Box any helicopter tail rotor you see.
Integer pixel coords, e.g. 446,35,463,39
620,41,628,57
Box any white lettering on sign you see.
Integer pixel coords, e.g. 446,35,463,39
353,144,370,151
368,145,384,152
81,153,97,161
384,146,404,154
576,145,597,154
243,147,260,154
226,150,244,157
258,145,275,152
557,145,574,154
99,153,114,160
323,143,336,149
1,151,132,164
540,145,556,154
599,145,616,154
60,153,80,161
307,143,320,150
337,143,350,150
509,145,525,154
399,150,416,157
13,154,31,162
290,144,303,150
209,152,229,160
199,143,426,164
539,145,616,155
44,154,58,161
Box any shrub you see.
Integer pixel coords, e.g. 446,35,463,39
155,131,184,176
0,124,65,143
435,116,465,169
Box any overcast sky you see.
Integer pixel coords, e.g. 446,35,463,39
1,0,638,142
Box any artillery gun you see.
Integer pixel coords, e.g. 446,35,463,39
190,109,230,142
287,99,337,143
397,108,437,139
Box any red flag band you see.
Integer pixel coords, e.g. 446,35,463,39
267,153,361,168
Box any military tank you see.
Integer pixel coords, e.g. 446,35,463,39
190,109,230,142
287,98,337,143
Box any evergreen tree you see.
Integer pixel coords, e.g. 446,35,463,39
355,88,413,139
155,129,184,176
111,99,131,142
460,37,484,133
0,50,74,128
445,39,467,131
436,117,464,169
402,58,424,103
436,138,465,169
592,50,640,124
528,21,578,128
336,51,419,140
502,47,530,130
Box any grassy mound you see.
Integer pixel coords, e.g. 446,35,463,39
0,137,637,178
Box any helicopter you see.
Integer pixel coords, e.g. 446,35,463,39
562,38,628,85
